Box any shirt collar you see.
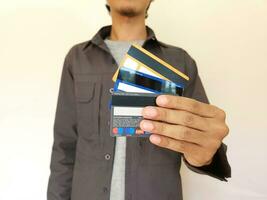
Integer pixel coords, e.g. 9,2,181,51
82,25,158,51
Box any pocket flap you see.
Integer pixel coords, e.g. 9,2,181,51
75,80,95,102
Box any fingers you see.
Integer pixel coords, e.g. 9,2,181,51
142,106,209,131
156,95,226,119
140,120,208,146
141,95,229,167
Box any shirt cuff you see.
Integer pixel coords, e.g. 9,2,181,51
183,143,231,181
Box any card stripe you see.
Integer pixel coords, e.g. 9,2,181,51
131,44,189,81
111,92,157,107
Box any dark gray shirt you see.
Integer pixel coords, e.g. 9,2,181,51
47,25,231,200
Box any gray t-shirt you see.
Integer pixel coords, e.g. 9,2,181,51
104,39,144,200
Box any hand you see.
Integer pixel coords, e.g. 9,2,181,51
140,95,229,167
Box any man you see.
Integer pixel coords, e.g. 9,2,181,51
47,0,231,200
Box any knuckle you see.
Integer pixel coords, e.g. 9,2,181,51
165,95,172,104
191,100,199,112
205,118,212,129
221,110,226,119
226,124,230,132
220,124,229,138
216,107,226,119
178,141,186,151
184,114,194,126
160,108,167,120
150,123,157,133
180,127,190,140
158,123,166,133
161,137,169,147
224,125,230,136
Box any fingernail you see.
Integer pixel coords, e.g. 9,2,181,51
157,95,168,106
140,121,154,131
150,135,161,144
142,107,157,118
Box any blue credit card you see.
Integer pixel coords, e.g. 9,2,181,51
114,67,184,96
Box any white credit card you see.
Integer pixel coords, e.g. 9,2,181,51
115,81,154,93
123,57,162,79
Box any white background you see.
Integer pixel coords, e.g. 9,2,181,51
0,0,267,199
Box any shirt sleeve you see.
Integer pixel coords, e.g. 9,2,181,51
47,49,78,199
182,50,231,181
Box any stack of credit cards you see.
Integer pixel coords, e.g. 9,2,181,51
110,44,189,137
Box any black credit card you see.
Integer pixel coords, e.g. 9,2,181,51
110,92,158,137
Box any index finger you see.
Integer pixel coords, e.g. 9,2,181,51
156,95,225,119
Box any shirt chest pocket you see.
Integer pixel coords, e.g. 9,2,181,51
137,138,181,165
74,76,101,139
147,142,181,165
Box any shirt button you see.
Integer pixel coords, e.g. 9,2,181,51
109,88,114,94
105,154,111,160
103,187,108,193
